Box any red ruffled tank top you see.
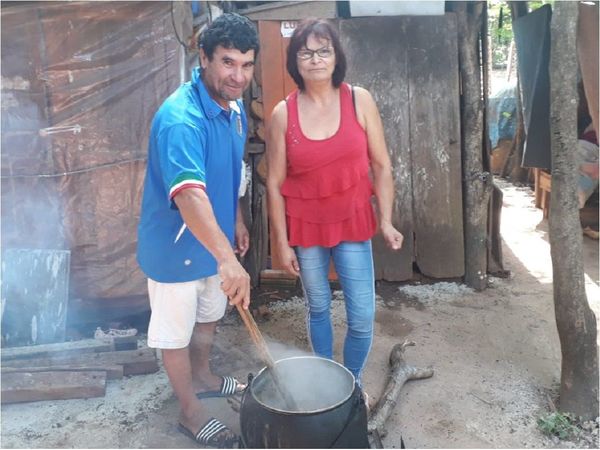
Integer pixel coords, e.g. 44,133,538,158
281,82,377,248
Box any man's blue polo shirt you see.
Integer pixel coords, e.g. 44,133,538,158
136,67,246,283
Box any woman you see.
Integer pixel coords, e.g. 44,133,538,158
266,19,403,386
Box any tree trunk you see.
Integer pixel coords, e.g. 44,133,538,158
456,2,492,291
504,1,529,183
549,1,599,419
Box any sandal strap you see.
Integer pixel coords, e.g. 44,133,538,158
220,376,239,396
196,418,227,444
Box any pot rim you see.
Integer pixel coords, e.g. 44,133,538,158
249,355,356,415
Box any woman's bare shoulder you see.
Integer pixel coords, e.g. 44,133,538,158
272,99,288,117
270,100,288,127
351,85,375,105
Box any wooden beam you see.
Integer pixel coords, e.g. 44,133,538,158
1,371,107,404
456,2,491,290
2,348,159,376
1,336,138,361
2,364,124,380
1,340,113,361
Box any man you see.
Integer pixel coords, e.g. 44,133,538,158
136,13,259,447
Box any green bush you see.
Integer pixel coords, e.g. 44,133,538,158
537,412,580,440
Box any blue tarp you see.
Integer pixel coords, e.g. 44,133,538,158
488,81,518,148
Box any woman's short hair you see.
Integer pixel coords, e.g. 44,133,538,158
286,19,347,90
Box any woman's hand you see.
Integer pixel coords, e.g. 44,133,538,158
381,222,404,251
279,244,300,276
234,220,250,257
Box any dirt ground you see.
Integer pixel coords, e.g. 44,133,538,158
2,179,599,449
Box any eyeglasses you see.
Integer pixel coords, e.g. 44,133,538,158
297,47,334,60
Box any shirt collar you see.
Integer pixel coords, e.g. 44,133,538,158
193,67,226,119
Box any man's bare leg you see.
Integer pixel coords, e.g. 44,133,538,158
189,322,220,393
161,347,206,431
163,347,236,442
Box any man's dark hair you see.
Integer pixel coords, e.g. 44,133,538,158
286,19,347,91
199,13,259,60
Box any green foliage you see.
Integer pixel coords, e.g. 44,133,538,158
529,1,555,12
488,1,513,68
487,0,554,69
537,412,580,440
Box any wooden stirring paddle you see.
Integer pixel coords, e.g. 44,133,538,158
235,304,298,410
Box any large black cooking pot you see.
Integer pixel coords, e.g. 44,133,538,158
239,356,369,448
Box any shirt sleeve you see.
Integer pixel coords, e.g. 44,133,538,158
156,123,207,209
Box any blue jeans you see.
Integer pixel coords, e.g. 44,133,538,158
295,240,375,384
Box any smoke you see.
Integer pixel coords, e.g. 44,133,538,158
1,180,67,251
247,297,357,413
252,356,355,413
1,183,70,346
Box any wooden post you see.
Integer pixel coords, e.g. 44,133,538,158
506,1,530,183
456,2,492,291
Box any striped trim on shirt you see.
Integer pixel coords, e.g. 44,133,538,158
169,172,206,201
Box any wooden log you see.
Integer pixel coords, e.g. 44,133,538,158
252,78,262,99
250,99,264,120
256,155,267,184
2,364,124,380
246,142,265,155
253,56,262,88
255,122,266,142
2,348,159,376
1,370,107,404
368,342,434,437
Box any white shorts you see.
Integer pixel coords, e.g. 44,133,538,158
146,275,227,349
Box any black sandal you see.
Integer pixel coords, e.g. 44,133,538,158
196,376,246,399
178,418,239,448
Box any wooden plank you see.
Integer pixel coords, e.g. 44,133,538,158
1,371,106,404
487,184,506,275
1,249,70,346
260,269,298,287
407,14,464,278
2,348,159,376
260,269,297,280
244,1,336,21
259,20,287,272
247,155,269,287
258,21,286,130
2,336,138,361
340,17,414,281
111,335,139,351
2,364,124,380
281,36,297,97
2,339,113,361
